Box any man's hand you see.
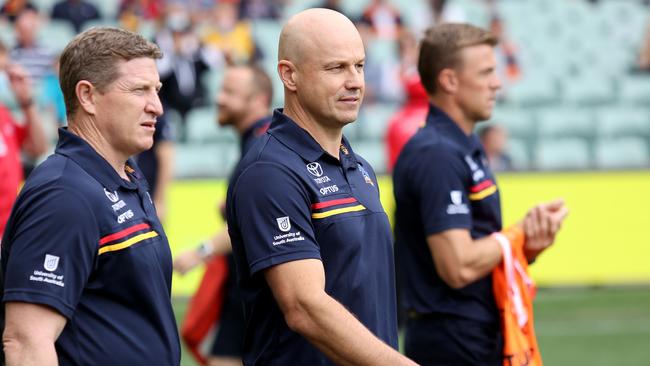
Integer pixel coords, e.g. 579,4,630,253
173,249,204,275
523,199,569,261
7,64,33,107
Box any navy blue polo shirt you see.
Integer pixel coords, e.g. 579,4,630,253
227,109,398,365
1,128,181,365
393,105,502,325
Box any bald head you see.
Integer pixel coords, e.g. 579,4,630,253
279,8,361,64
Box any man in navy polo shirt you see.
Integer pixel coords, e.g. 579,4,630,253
174,64,274,366
226,8,416,366
393,23,569,365
1,27,180,365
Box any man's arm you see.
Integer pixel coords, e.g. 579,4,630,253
427,228,503,289
265,259,418,366
173,227,232,275
3,302,67,366
7,64,47,158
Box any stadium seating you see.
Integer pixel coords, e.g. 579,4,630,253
594,137,649,169
535,138,591,171
596,106,650,138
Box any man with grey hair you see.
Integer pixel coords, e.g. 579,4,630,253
1,27,180,365
226,8,417,366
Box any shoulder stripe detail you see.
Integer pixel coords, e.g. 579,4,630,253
100,223,151,245
469,185,497,201
311,205,366,219
99,231,158,255
470,179,494,193
311,197,357,210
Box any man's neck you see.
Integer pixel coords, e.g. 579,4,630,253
236,110,268,136
68,117,130,180
283,100,343,159
429,96,475,135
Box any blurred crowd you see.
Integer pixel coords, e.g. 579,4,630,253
1,0,650,177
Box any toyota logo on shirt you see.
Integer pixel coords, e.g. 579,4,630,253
306,162,323,177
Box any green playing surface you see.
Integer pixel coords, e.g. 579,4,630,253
173,286,650,366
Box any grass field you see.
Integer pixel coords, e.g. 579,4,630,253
173,286,650,366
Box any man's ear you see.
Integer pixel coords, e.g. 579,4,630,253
438,68,459,95
76,80,97,115
278,60,298,92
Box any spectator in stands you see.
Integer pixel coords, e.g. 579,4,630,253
411,0,466,37
11,9,57,84
174,64,273,366
0,0,36,23
238,0,284,20
385,30,429,171
635,22,650,72
318,0,343,14
156,7,215,140
118,0,164,32
134,114,174,223
479,124,514,172
200,1,256,65
0,40,47,238
360,0,403,41
51,0,101,32
487,1,521,96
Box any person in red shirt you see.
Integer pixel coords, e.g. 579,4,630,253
0,41,47,238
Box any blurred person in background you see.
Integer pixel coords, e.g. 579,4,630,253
360,0,403,41
0,40,47,239
134,113,174,223
0,0,36,23
156,6,217,140
51,0,100,32
410,0,467,38
10,8,56,85
318,0,343,14
479,124,514,172
385,30,429,172
118,0,164,28
174,64,273,366
635,20,650,72
238,0,284,20
200,1,257,65
393,23,568,365
1,27,180,365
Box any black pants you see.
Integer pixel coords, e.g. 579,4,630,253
404,314,503,366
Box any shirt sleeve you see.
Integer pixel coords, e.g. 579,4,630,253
413,144,473,236
231,162,321,276
3,186,99,319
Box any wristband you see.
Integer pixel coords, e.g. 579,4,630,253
197,241,214,259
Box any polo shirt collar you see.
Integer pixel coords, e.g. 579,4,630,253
426,104,482,155
55,128,139,191
269,109,357,166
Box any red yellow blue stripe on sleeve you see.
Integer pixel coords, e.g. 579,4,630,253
311,197,366,219
98,222,158,255
468,179,497,201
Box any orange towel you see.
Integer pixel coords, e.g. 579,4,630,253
492,227,543,366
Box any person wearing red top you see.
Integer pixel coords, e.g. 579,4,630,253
0,41,47,238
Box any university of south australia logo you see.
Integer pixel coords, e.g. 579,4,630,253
43,254,60,272
276,216,291,232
